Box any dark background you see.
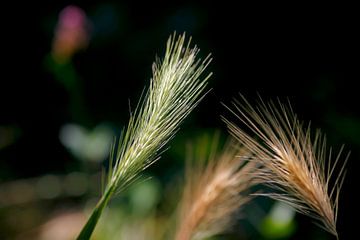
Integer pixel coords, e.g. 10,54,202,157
1,1,358,239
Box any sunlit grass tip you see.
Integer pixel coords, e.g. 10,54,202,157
77,33,212,240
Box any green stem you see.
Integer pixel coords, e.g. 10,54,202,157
77,186,114,240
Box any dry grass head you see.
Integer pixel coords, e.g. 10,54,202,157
223,95,348,238
175,134,256,240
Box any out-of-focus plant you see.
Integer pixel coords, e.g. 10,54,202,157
260,202,296,239
51,5,90,64
59,123,113,163
76,33,212,239
45,5,91,123
175,134,256,240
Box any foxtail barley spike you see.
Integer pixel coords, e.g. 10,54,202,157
77,33,212,240
223,95,348,238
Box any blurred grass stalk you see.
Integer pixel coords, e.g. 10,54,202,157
175,135,256,240
77,33,212,239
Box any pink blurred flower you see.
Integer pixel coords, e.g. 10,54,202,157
52,5,90,63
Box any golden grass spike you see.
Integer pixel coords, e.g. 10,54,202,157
223,95,348,238
175,135,256,240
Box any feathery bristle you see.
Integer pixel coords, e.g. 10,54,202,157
107,33,212,194
223,95,348,238
175,135,256,240
77,33,212,240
